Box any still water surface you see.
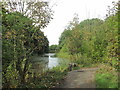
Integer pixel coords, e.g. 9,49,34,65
29,53,69,74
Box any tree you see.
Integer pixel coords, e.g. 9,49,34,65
2,0,53,87
65,13,79,30
58,1,119,66
59,29,72,50
49,45,58,53
3,0,53,29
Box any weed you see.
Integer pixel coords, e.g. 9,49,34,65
95,64,118,88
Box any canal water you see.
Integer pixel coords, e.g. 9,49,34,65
29,53,69,74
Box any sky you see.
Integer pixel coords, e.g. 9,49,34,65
42,0,117,46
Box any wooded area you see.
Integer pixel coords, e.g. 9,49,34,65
58,1,119,70
1,0,119,88
2,0,52,87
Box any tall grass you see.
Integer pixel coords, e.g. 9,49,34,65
24,56,71,88
95,64,118,88
56,52,71,59
25,65,68,88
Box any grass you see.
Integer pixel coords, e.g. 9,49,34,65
21,63,119,88
24,56,70,88
95,64,118,88
25,56,83,88
57,52,119,88
56,52,71,59
27,63,118,88
25,65,68,88
25,52,119,88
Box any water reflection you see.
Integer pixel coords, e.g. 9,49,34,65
46,53,59,69
29,53,62,74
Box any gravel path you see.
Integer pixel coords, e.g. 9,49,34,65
60,67,99,88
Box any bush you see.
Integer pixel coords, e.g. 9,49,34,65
95,64,118,88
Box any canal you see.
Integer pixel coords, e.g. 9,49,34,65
29,53,69,75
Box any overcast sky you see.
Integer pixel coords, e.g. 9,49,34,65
42,0,117,46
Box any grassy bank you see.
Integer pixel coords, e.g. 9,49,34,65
58,52,119,88
24,51,118,88
24,57,71,88
56,52,71,59
25,66,68,88
95,64,118,88
24,56,83,88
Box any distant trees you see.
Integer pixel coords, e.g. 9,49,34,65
2,0,53,88
58,1,119,69
49,45,58,53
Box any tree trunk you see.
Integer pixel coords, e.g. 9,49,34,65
16,57,29,87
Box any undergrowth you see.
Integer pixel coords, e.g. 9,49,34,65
95,64,118,88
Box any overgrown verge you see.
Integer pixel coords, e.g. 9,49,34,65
24,59,83,88
24,65,68,88
57,52,119,88
56,52,71,59
95,64,118,88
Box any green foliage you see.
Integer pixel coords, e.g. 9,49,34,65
2,0,119,88
59,30,72,50
4,0,53,29
57,1,119,88
2,0,52,88
57,52,71,59
49,44,58,53
58,1,119,70
95,65,118,88
25,66,68,88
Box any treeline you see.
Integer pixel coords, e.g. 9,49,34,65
49,45,58,53
58,1,119,70
2,1,52,88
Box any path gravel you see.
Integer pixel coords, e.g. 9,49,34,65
60,67,99,88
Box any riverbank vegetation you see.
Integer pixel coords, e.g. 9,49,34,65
95,64,118,88
2,0,52,88
17,65,68,88
57,1,119,88
49,44,58,53
2,0,119,89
